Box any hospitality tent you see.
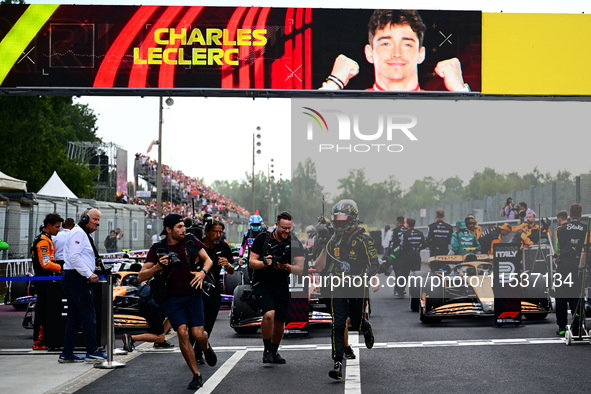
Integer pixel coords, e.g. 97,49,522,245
37,171,77,198
0,170,27,191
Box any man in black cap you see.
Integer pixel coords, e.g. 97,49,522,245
139,214,216,390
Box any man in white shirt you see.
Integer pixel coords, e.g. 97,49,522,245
382,224,392,254
53,218,74,267
58,209,107,364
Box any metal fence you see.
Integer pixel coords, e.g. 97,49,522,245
0,193,249,298
405,175,591,229
0,195,146,260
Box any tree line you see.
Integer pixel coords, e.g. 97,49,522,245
288,159,577,227
0,96,100,197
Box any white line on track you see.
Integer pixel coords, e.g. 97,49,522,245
345,334,361,393
0,338,566,356
199,349,248,394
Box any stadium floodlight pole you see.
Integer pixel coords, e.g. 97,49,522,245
267,158,274,220
156,97,163,220
156,97,174,221
252,127,261,214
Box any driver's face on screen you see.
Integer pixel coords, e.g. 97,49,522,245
365,23,425,89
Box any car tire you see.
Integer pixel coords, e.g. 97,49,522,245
10,279,31,310
419,303,442,324
230,284,260,332
223,270,244,296
409,271,428,312
419,276,444,324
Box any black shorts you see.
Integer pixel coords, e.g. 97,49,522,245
254,283,290,322
139,303,165,335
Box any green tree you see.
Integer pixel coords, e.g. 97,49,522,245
463,168,508,199
290,159,323,227
555,170,572,183
209,172,291,223
439,176,463,204
335,169,376,221
334,169,404,225
0,96,99,196
402,176,441,211
370,175,404,224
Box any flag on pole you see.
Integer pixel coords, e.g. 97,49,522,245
147,140,157,153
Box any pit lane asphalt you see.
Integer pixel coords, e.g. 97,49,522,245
2,273,591,393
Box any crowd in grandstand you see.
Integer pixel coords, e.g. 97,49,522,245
111,154,250,224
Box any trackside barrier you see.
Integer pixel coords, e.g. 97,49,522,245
1,251,148,355
0,249,149,297
94,270,126,369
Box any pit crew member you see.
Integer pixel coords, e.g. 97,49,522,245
314,199,379,380
31,213,63,350
396,217,426,297
381,216,407,276
478,223,512,254
249,211,305,365
426,209,453,257
194,218,234,364
465,214,482,240
555,203,588,336
450,220,480,255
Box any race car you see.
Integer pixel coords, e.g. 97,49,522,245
411,254,552,324
229,267,332,334
21,270,149,330
5,274,35,310
111,271,149,328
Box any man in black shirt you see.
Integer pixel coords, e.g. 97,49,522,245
194,218,235,364
249,211,305,364
388,216,407,253
426,209,453,257
555,203,589,336
396,218,426,297
381,216,407,275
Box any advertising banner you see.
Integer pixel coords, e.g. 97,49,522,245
493,243,522,326
116,148,128,197
0,5,481,92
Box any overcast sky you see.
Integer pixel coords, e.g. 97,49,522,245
22,0,591,192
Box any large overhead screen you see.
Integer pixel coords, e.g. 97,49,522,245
0,5,481,93
2,5,590,96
